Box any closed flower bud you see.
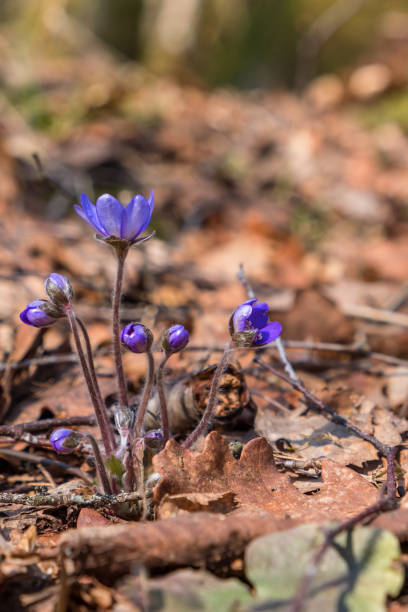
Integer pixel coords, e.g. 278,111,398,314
162,324,189,354
120,323,153,353
20,300,60,328
50,428,82,454
45,273,73,306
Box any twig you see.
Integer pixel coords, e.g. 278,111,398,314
341,303,408,328
0,489,141,508
0,415,97,438
0,448,92,484
0,354,78,372
254,357,390,455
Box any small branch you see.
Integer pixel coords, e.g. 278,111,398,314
0,489,141,508
0,448,92,484
254,357,389,456
341,302,408,328
0,415,96,437
237,263,256,299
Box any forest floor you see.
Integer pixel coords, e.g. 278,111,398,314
1,40,408,611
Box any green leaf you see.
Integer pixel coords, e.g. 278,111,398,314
105,456,124,478
245,524,403,611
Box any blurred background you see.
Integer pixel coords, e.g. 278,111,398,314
1,0,408,353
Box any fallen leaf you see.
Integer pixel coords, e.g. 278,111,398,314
153,432,379,522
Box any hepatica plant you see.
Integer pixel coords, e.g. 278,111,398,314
19,190,282,498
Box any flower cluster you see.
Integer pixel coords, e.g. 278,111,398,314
19,188,282,499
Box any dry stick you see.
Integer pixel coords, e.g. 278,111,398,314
0,489,141,508
255,357,390,455
157,354,171,444
112,248,129,410
183,342,235,449
134,348,155,438
237,263,299,383
76,315,116,450
66,309,114,456
0,448,92,484
0,415,96,438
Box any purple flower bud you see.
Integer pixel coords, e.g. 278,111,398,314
121,323,153,353
50,428,82,454
144,429,163,450
45,273,73,306
230,299,282,347
19,300,59,328
74,191,154,245
162,324,189,353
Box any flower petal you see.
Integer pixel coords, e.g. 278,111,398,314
232,303,253,333
96,194,124,237
74,204,106,235
121,195,151,240
80,194,107,234
253,321,282,346
248,302,269,330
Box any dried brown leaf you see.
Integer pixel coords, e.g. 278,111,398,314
153,432,379,522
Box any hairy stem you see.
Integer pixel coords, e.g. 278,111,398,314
85,434,113,495
157,354,170,444
134,348,156,438
66,309,113,456
76,316,116,451
112,248,129,410
183,342,234,449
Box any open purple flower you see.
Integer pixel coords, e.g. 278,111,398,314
162,324,189,353
74,191,154,243
50,428,82,454
121,323,153,353
20,300,60,328
231,299,282,347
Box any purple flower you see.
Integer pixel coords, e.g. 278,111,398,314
19,300,59,328
121,323,153,353
74,191,154,242
50,428,82,454
231,299,282,347
162,324,189,353
45,273,73,306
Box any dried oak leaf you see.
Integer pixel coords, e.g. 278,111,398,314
153,431,378,522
